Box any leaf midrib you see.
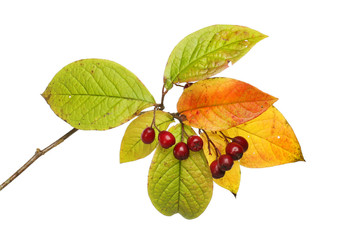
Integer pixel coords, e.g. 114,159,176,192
179,98,277,113
52,93,155,103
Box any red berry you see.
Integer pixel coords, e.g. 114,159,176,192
210,160,225,179
225,142,243,160
158,131,176,149
173,142,189,160
232,136,248,152
218,154,234,171
187,135,203,152
141,127,155,144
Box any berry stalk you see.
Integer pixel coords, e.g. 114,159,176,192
201,130,221,157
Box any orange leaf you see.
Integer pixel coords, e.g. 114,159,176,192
222,106,305,168
177,78,277,131
200,131,240,195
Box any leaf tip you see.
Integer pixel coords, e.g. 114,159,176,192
41,90,51,102
231,192,237,198
299,155,306,162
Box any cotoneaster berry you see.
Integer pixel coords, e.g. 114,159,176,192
141,127,155,144
232,136,248,152
210,160,225,179
218,154,234,171
225,142,243,160
173,142,189,160
187,135,203,152
158,131,176,149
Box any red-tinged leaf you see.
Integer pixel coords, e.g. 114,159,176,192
177,78,278,131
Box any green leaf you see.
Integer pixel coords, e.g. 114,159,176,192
164,25,267,90
119,110,174,163
42,59,155,130
148,124,213,219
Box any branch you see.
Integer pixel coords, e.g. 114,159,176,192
0,128,78,191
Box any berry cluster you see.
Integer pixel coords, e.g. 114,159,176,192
210,136,248,179
141,127,203,160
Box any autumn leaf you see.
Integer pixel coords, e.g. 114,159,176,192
177,78,278,131
199,107,303,193
119,111,174,163
200,131,240,195
42,59,155,130
164,25,267,89
148,124,213,219
221,106,305,167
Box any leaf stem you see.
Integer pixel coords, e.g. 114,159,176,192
159,84,169,111
170,112,186,123
0,128,78,191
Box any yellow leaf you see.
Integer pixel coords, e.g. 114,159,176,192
222,106,305,168
119,111,174,163
200,132,240,195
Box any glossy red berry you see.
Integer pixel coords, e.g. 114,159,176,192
218,154,234,171
210,160,225,179
173,142,189,160
187,135,203,152
232,136,248,152
225,142,243,160
158,131,176,149
141,127,155,144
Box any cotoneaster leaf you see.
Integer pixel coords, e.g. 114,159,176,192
148,124,213,219
164,25,267,89
177,78,278,131
119,111,174,163
222,106,305,168
42,59,155,130
200,131,240,195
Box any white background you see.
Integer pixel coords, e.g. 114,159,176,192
1,0,360,239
